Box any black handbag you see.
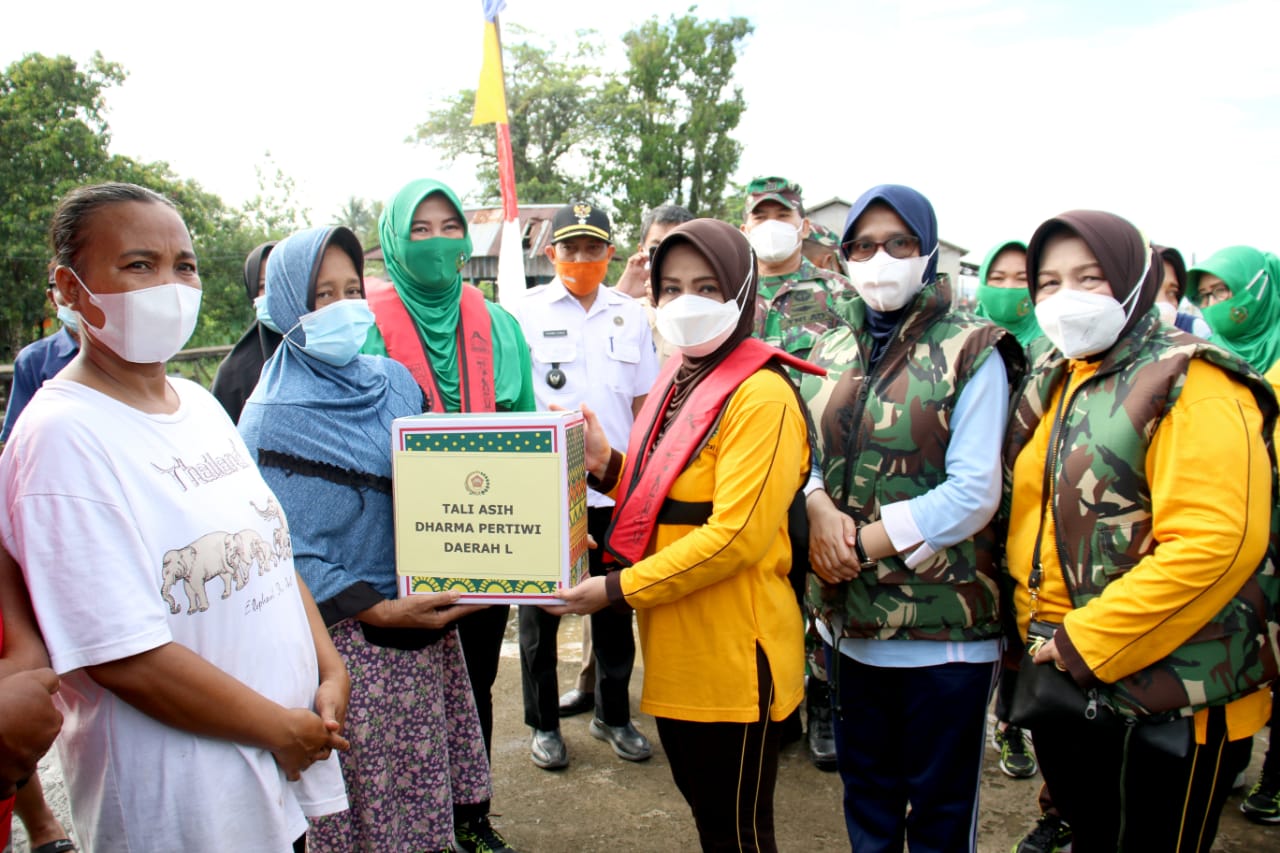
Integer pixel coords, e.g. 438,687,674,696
1008,620,1112,729
1011,434,1193,757
1008,622,1192,758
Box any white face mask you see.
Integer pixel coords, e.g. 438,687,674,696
847,247,936,312
1034,249,1149,359
1035,287,1142,359
746,219,801,264
1155,300,1178,326
654,268,751,358
70,270,201,363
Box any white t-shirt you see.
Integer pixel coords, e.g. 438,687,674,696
0,377,345,852
511,281,661,507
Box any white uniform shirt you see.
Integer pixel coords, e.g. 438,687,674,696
511,280,660,507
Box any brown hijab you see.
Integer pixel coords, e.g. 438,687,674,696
648,218,758,433
1026,210,1159,344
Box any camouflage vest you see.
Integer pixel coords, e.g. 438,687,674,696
1003,312,1280,718
754,257,854,370
802,276,1024,641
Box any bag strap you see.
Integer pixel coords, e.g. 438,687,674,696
1029,382,1072,621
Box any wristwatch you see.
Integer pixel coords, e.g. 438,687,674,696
853,526,878,570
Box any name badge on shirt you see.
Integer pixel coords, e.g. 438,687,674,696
782,290,831,327
543,329,569,338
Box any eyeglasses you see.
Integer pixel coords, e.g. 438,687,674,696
1198,283,1232,305
841,234,921,262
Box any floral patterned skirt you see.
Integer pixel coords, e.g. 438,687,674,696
310,619,492,851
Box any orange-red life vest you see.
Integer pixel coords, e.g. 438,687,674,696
365,278,496,412
605,337,823,566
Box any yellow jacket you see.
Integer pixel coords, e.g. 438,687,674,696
1007,359,1272,741
1266,360,1280,442
609,369,809,724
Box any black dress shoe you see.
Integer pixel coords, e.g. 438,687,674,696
807,701,838,771
806,680,838,772
531,728,568,770
558,688,595,717
588,717,653,762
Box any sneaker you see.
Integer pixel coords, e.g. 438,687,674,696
587,717,653,761
455,814,516,853
1240,774,1280,824
1013,812,1072,853
994,725,1038,779
530,728,568,770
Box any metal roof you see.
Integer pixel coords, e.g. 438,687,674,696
363,204,566,261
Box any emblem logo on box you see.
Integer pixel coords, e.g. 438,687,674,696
465,471,491,496
393,410,589,604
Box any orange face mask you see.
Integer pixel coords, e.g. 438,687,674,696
556,259,610,296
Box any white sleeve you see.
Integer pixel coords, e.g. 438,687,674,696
8,491,172,674
1,409,172,674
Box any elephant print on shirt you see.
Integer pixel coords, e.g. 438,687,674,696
227,528,275,582
160,531,241,615
251,496,292,563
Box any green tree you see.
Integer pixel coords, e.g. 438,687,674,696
108,156,257,348
196,155,318,347
332,196,383,251
412,27,602,205
242,154,310,237
594,12,752,236
0,53,310,360
0,52,123,357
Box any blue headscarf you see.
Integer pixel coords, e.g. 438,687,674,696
241,226,423,482
841,184,940,283
239,226,425,605
841,184,940,363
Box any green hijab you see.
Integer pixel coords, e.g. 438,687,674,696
378,178,474,381
974,240,1042,348
1189,245,1280,373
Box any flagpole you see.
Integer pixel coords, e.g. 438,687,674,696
472,2,525,307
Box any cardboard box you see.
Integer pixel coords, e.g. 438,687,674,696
392,410,590,604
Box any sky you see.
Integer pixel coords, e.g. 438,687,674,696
5,0,1277,265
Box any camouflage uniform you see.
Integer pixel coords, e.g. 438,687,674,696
755,257,853,369
1002,312,1280,718
800,275,1025,641
802,223,846,275
805,222,841,250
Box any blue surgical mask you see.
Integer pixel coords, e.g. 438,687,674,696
288,298,374,366
56,303,80,333
254,294,281,333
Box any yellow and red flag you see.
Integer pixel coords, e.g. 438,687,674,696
472,1,509,127
472,1,524,305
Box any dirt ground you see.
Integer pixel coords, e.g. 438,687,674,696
481,614,1278,853
11,611,1278,852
